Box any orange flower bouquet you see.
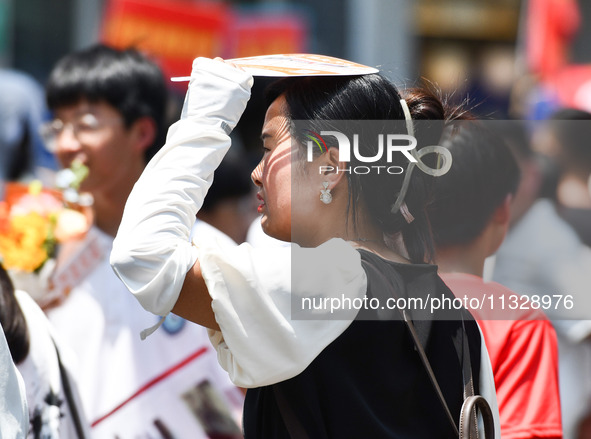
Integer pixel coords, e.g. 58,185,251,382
0,161,91,302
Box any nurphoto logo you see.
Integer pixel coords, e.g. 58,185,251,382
304,129,417,175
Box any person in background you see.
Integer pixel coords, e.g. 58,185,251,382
429,120,563,439
42,44,244,438
0,69,57,194
491,120,591,439
0,263,90,438
197,153,257,244
533,109,591,246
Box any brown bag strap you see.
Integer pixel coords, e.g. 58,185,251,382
402,310,495,439
460,396,495,439
460,319,480,439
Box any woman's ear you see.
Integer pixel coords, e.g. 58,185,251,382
316,146,347,189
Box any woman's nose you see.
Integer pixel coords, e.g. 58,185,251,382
251,161,263,187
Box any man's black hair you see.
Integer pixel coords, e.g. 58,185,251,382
46,44,167,163
429,121,521,247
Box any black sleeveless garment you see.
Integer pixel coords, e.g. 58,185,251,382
243,249,481,438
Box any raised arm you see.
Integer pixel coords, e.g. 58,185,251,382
110,58,253,329
110,59,369,386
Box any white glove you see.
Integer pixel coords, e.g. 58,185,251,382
110,57,253,317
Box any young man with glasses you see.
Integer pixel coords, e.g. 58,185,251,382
42,44,244,439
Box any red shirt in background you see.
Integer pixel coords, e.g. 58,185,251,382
441,272,563,439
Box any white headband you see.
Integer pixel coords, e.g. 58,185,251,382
399,98,415,138
391,99,453,217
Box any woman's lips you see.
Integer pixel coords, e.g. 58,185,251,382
256,193,265,213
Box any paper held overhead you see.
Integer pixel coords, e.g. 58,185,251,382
170,53,379,81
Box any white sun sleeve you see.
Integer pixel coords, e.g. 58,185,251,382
110,57,253,316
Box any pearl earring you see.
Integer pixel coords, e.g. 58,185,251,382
320,182,332,204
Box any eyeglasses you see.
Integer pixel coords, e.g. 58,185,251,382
40,113,122,152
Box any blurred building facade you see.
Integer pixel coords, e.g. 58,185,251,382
3,0,591,119
0,0,519,85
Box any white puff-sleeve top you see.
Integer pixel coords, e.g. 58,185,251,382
110,58,367,388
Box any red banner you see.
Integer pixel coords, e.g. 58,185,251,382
229,13,307,59
101,0,308,81
526,0,580,80
101,0,230,78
